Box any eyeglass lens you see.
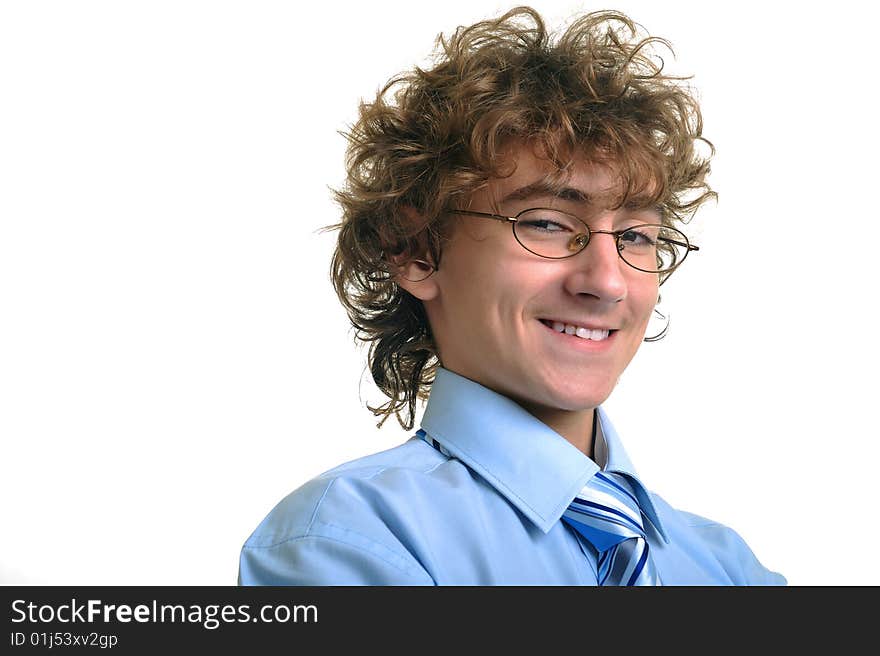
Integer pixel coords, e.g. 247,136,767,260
512,208,688,273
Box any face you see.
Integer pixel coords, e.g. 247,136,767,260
398,143,660,438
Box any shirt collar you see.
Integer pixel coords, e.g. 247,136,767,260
592,403,669,543
419,367,668,542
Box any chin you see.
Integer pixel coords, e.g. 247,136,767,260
556,394,610,412
537,380,616,412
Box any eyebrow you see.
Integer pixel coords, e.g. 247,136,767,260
499,179,662,215
500,180,591,205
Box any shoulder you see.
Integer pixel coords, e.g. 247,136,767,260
244,437,458,546
239,437,472,585
649,493,787,586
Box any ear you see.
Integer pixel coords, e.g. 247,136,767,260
395,259,439,300
391,206,441,301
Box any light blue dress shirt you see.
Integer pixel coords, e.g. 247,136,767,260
239,367,786,585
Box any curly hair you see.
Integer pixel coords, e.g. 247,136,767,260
325,5,716,431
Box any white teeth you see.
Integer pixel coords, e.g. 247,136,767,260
546,320,611,341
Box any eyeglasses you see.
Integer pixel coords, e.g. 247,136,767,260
448,207,699,274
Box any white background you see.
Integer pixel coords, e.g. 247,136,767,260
1,0,877,586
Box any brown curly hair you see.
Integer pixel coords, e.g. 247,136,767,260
324,5,716,431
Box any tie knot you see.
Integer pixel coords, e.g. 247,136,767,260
587,471,644,525
561,471,661,585
562,471,647,550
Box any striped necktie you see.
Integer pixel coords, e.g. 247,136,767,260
561,471,662,586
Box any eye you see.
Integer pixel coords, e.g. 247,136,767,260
518,218,571,233
619,227,657,248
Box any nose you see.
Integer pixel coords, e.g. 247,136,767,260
562,228,628,303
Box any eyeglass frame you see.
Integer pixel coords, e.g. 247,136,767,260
446,207,699,274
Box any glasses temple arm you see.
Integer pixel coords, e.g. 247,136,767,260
449,209,516,223
660,237,699,252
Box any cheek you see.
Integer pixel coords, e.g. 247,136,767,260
639,297,656,326
630,281,659,330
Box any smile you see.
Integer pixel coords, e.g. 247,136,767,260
539,319,616,341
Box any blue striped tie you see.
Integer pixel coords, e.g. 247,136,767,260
562,471,662,586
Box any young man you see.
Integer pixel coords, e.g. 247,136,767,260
238,7,785,585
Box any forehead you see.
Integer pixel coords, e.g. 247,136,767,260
479,141,661,213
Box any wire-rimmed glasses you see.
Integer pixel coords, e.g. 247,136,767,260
448,207,698,274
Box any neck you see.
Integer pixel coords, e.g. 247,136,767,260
515,402,596,459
